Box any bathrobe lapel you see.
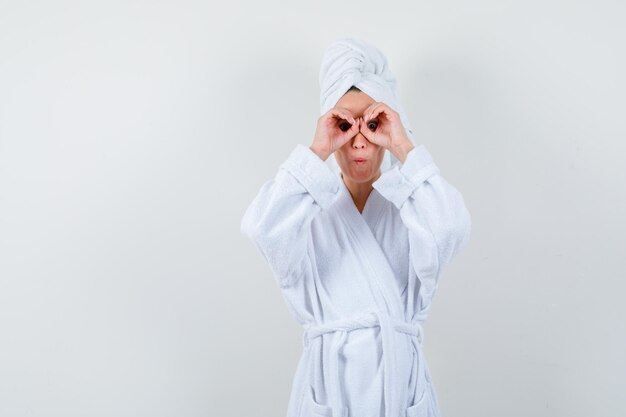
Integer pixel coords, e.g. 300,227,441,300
335,177,402,317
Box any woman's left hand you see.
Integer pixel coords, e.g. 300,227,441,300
358,102,414,161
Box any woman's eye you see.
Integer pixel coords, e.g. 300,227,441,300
367,121,378,131
339,122,351,132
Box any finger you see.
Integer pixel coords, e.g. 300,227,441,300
364,103,386,122
365,102,398,122
360,117,388,147
351,118,361,132
332,111,356,125
361,113,381,134
358,117,374,141
337,107,356,120
360,102,378,122
337,115,359,134
329,108,348,119
330,108,356,124
342,118,360,137
336,123,359,147
333,116,355,132
332,118,359,147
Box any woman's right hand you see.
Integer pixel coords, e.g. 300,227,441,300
310,107,360,161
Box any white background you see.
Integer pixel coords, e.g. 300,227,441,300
1,1,624,416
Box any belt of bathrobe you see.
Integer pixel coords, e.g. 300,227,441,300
302,311,424,417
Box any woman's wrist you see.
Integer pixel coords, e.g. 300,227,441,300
309,144,331,161
389,139,415,164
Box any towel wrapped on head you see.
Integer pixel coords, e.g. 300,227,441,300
318,37,417,174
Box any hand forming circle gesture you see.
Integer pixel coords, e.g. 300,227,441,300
358,102,411,151
310,107,359,161
310,102,414,162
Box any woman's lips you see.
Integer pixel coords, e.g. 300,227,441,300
354,158,367,165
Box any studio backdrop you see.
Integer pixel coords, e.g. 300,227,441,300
0,1,624,417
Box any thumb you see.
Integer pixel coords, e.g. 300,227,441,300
336,118,360,147
358,117,375,142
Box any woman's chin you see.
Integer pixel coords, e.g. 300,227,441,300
343,169,375,183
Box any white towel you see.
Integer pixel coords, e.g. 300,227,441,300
318,37,417,174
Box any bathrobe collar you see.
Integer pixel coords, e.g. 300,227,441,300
335,174,403,318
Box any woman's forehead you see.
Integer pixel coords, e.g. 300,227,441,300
335,91,376,115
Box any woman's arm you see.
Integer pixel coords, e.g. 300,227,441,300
372,144,472,280
240,144,342,289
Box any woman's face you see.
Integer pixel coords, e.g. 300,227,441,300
333,90,386,184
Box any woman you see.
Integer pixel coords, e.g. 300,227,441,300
241,38,471,417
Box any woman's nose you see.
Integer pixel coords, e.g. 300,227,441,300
352,132,368,149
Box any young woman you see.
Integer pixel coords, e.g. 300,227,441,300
241,39,471,417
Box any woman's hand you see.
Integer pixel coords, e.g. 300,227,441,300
310,107,360,161
359,102,415,162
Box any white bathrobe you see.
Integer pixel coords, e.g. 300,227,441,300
240,143,471,417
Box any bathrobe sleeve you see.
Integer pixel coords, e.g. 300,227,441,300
372,144,471,280
240,144,342,289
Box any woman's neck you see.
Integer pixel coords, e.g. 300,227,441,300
341,171,381,213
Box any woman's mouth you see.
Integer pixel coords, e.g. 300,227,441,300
354,158,367,165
